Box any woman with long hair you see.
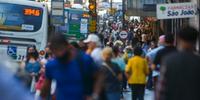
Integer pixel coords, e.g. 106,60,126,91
25,46,41,93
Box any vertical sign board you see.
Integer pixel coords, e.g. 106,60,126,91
80,19,88,34
157,2,197,19
62,9,89,41
51,0,64,25
68,10,81,39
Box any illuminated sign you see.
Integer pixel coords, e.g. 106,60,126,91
82,13,90,18
24,8,41,16
89,4,95,10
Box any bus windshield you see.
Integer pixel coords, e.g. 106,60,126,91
0,3,43,32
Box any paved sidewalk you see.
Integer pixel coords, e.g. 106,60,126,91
123,89,154,100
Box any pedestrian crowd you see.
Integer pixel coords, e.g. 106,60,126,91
5,24,200,100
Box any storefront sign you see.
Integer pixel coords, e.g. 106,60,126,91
157,2,197,19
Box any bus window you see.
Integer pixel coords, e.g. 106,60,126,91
0,3,43,32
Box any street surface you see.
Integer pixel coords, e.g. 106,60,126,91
123,89,154,100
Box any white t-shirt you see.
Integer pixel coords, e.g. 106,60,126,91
91,48,103,67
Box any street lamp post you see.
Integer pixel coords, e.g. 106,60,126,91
122,0,125,29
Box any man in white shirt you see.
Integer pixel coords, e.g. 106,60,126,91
84,34,103,67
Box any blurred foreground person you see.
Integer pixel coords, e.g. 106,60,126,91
0,56,33,100
41,34,101,100
156,27,200,100
100,47,122,100
125,47,149,100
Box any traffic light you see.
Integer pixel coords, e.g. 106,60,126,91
88,0,96,17
88,0,97,33
89,4,95,11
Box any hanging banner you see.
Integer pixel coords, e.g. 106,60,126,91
157,2,197,19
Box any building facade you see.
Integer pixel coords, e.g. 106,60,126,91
127,0,165,16
74,0,82,4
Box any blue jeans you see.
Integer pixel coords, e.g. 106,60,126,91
106,92,121,100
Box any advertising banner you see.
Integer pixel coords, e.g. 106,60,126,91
157,2,197,19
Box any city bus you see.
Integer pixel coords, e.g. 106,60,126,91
0,0,48,61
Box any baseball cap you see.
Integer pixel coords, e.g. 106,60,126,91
84,34,100,44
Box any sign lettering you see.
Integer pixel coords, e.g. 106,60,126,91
24,9,40,16
157,3,197,19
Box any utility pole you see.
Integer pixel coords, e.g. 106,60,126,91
88,0,97,33
110,0,113,15
122,0,126,29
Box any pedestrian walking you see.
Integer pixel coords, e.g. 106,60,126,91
156,26,200,100
146,35,165,90
153,34,176,70
152,34,176,85
100,47,122,100
112,46,127,90
35,46,53,100
84,34,103,67
125,47,149,100
41,34,101,100
25,46,41,93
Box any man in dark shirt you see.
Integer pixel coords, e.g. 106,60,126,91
153,34,176,70
41,34,102,100
156,26,200,100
